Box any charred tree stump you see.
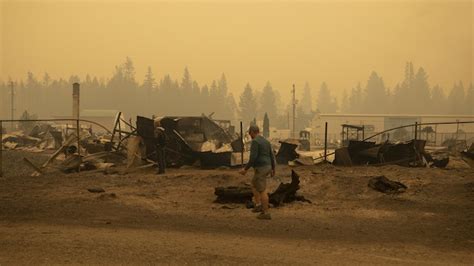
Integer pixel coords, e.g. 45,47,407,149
269,170,300,206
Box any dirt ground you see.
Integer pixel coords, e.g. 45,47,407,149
0,150,473,265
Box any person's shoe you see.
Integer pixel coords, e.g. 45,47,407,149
252,205,263,213
257,212,271,220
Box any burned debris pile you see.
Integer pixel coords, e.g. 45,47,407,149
1,113,249,176
275,139,299,164
1,124,65,152
461,143,474,160
1,123,108,154
214,170,310,206
461,143,474,167
136,115,245,168
1,121,122,175
333,139,450,168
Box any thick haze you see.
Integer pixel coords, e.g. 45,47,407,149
1,0,473,100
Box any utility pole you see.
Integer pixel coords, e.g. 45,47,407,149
292,84,296,138
287,111,290,130
10,81,15,130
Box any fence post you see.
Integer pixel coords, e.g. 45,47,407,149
414,122,418,141
76,119,81,173
324,122,328,162
456,120,459,140
0,121,3,177
240,121,244,166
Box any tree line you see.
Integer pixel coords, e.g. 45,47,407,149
0,59,472,131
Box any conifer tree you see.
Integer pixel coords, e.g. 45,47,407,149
263,112,270,138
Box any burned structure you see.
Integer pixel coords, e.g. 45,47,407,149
136,115,245,168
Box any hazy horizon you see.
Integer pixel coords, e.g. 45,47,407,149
1,0,472,100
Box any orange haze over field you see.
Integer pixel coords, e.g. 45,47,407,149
1,0,472,100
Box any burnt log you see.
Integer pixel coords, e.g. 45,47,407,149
214,186,253,203
214,170,308,206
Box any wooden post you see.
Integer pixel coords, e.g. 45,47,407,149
240,121,244,166
324,122,328,162
77,119,81,172
346,127,349,143
0,121,3,177
455,120,459,140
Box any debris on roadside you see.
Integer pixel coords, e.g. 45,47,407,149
368,176,407,194
88,187,105,193
270,170,311,206
333,139,453,168
214,170,310,206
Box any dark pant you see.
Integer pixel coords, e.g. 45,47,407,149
156,146,166,174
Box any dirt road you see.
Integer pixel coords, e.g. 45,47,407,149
0,151,473,264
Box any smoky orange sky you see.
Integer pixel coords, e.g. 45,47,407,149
1,0,473,101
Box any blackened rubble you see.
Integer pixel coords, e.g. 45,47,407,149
136,115,246,168
333,139,450,168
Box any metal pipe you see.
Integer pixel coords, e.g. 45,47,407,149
0,119,112,133
362,120,474,142
324,122,328,162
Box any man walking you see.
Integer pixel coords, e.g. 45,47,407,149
154,126,166,174
239,125,276,220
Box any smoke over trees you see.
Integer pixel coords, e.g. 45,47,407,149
239,83,258,126
0,59,472,131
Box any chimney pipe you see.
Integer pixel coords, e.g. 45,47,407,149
72,83,80,119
